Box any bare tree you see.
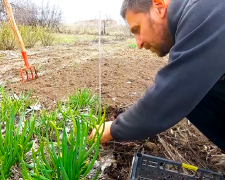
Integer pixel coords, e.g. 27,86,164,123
0,0,7,21
102,14,112,35
0,0,63,29
0,0,39,25
10,0,39,25
38,1,63,31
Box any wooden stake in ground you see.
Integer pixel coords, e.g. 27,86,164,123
98,11,102,105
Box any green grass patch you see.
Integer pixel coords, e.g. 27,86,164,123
129,44,137,49
54,34,76,44
54,34,99,45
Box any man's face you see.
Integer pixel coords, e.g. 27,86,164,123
125,1,173,57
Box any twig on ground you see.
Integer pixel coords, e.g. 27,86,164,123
157,135,175,161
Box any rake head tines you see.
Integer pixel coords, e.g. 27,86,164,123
20,65,38,83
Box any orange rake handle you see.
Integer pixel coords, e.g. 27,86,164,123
22,51,30,67
3,0,38,82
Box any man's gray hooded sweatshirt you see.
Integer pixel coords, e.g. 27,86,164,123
111,0,225,151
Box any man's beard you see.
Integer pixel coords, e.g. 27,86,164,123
147,15,173,57
157,28,173,57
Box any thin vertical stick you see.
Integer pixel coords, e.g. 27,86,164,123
98,11,102,105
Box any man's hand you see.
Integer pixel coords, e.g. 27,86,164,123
89,121,113,144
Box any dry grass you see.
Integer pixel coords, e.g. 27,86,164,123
158,119,225,174
59,22,131,37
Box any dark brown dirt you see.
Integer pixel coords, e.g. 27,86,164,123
101,108,225,180
2,42,167,110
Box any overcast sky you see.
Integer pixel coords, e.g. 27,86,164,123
32,0,124,23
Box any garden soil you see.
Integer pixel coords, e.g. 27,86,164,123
1,41,224,179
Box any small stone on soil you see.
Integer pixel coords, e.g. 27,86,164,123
144,142,159,152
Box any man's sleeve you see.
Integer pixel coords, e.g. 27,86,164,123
110,0,225,141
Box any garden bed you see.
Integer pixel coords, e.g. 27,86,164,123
1,38,224,179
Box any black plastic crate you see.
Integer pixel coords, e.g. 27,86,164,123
131,153,225,180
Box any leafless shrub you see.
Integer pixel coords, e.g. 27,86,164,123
0,0,63,29
0,22,16,50
39,27,55,46
10,0,39,25
38,1,63,31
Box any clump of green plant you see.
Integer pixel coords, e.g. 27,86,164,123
19,26,40,48
39,27,55,46
0,87,104,179
0,87,31,122
23,108,105,180
0,110,36,179
34,88,99,135
21,88,104,179
0,23,17,50
37,88,100,132
0,87,35,178
68,88,99,111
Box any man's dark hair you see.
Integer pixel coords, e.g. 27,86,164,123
120,0,152,19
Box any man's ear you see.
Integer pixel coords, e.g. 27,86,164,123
152,0,168,18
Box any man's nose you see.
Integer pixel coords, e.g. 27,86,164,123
136,36,143,49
